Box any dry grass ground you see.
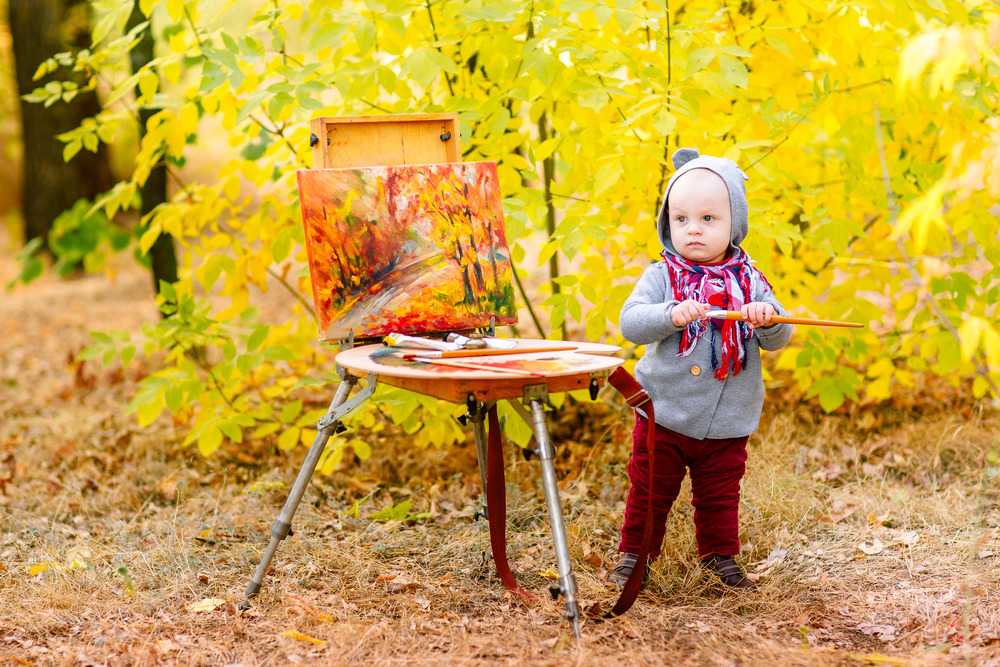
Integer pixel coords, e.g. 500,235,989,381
1,248,998,666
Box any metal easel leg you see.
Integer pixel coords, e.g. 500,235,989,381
239,371,377,609
529,398,581,639
468,400,492,518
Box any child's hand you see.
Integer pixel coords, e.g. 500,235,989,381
671,299,709,327
741,301,776,328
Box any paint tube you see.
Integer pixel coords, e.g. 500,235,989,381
383,333,461,351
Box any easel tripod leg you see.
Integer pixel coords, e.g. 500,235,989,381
469,404,490,517
240,376,359,608
530,399,581,639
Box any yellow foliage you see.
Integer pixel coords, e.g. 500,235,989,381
35,0,998,459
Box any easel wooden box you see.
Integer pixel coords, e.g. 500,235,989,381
309,113,460,171
241,114,623,638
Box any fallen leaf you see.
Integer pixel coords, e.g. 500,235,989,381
187,597,225,613
895,530,919,546
381,572,420,593
753,548,788,573
285,594,334,622
857,622,897,641
848,651,907,665
28,562,52,576
155,639,180,655
539,568,559,580
828,503,859,524
858,539,886,555
281,629,327,647
867,512,894,527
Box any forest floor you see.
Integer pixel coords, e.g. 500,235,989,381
0,238,999,666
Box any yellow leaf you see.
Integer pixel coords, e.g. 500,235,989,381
281,629,327,647
139,0,156,17
849,652,908,666
163,59,182,84
278,426,301,451
982,325,1000,371
28,562,52,576
866,358,893,379
166,0,185,22
533,137,560,162
139,222,161,254
972,376,989,398
138,70,158,103
187,597,225,613
539,567,559,580
958,317,983,362
168,32,187,54
866,376,891,401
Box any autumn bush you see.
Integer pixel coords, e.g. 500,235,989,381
15,0,999,463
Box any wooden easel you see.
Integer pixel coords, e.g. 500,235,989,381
239,114,623,638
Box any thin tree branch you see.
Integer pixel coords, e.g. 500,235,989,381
267,266,317,322
183,5,205,52
510,259,546,339
653,0,673,220
249,114,303,165
424,0,456,96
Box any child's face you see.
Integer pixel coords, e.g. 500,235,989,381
667,169,732,264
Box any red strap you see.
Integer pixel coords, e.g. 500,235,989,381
485,405,534,600
602,366,655,617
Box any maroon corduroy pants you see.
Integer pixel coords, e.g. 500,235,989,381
618,413,749,560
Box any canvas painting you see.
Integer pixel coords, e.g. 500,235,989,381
297,161,517,341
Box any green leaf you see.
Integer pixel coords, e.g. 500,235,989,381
218,419,243,443
280,399,302,423
719,55,748,89
687,48,715,75
247,325,268,352
818,383,844,412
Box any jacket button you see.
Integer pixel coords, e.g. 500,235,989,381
690,364,701,376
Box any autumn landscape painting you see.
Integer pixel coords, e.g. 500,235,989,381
297,161,517,341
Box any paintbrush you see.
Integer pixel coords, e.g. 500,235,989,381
704,310,864,328
409,356,545,377
402,345,577,359
369,347,546,377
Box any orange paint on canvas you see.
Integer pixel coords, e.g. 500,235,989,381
297,162,517,341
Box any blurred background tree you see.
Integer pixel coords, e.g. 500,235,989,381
8,0,113,244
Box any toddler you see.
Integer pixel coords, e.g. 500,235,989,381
611,148,793,589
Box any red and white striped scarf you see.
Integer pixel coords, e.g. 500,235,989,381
660,247,773,380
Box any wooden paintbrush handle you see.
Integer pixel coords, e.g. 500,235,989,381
707,310,864,328
411,356,543,377
438,345,577,358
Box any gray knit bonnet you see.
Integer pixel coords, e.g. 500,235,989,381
656,148,750,257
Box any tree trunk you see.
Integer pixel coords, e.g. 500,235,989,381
8,0,113,246
126,1,177,293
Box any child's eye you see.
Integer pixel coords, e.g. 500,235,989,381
675,215,686,223
702,215,713,222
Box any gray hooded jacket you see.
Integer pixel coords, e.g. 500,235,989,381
620,148,793,439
